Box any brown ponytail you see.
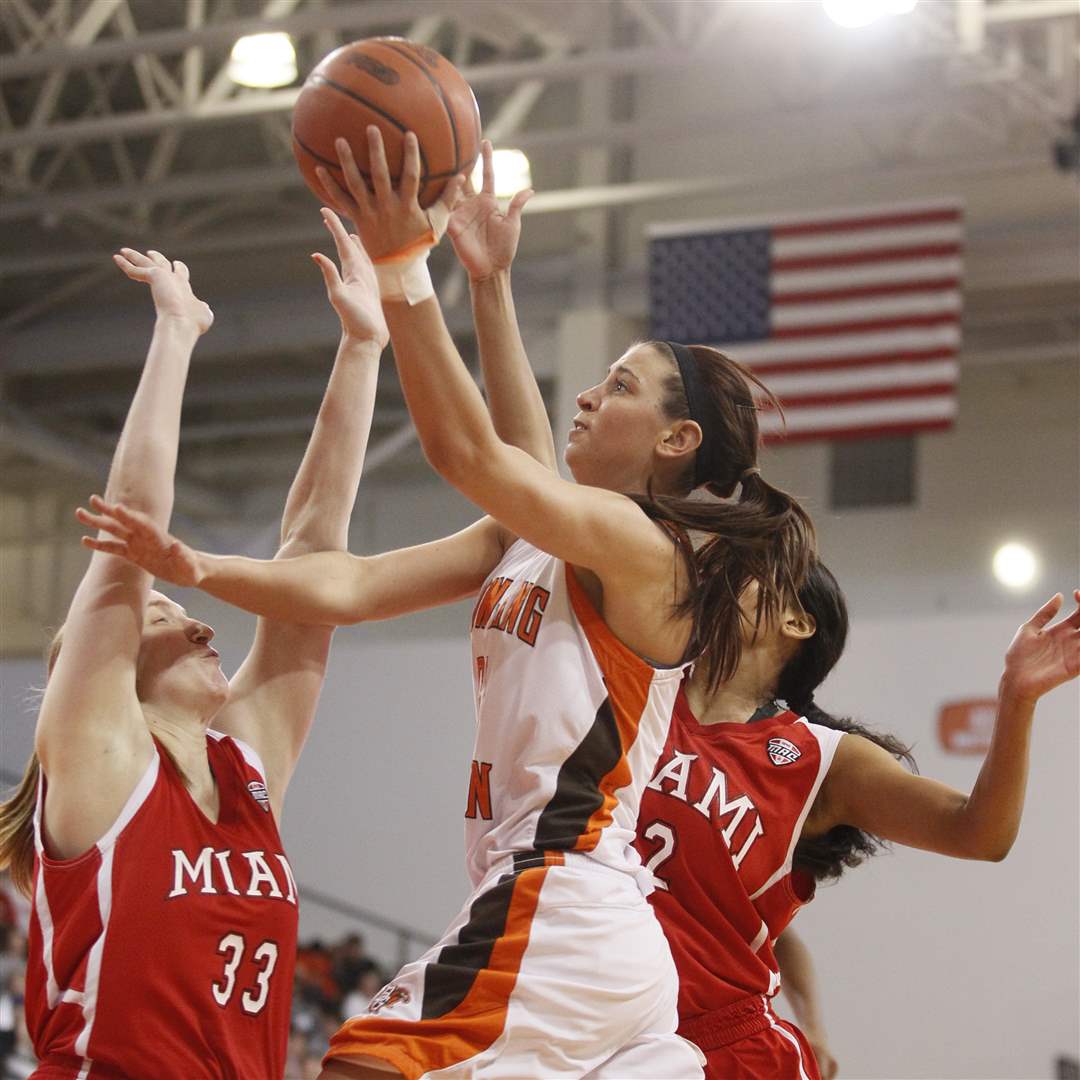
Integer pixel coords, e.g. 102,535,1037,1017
631,342,816,689
0,629,63,898
0,753,41,898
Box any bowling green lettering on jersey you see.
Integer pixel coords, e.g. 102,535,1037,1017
168,846,298,904
472,577,551,648
465,760,494,821
646,748,765,870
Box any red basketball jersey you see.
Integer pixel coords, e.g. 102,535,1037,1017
634,687,842,1020
26,732,298,1079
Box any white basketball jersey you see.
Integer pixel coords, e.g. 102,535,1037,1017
464,539,690,886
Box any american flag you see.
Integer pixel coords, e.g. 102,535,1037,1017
648,199,964,442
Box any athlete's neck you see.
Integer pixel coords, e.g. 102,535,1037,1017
143,706,216,796
687,645,785,726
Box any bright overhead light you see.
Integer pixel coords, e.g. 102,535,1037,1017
992,541,1040,590
470,148,532,199
822,0,918,29
228,32,297,89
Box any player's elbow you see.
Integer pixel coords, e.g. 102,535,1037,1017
421,431,496,490
979,837,1014,862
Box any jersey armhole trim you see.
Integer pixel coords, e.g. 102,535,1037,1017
565,563,686,681
208,728,268,787
747,725,842,902
33,744,162,861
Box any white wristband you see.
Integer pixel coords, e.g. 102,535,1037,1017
374,252,434,305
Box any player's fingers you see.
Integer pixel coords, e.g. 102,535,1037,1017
118,247,154,267
481,139,494,196
323,208,367,276
88,493,124,517
366,126,394,203
314,165,357,221
332,140,375,215
400,132,421,205
1028,592,1063,629
172,259,190,280
81,537,130,557
99,499,148,531
1063,589,1080,628
310,251,341,290
146,250,170,268
113,254,152,280
440,174,466,215
75,506,130,537
507,188,534,220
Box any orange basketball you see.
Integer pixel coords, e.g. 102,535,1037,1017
292,37,481,209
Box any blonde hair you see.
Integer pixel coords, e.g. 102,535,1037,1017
0,629,62,898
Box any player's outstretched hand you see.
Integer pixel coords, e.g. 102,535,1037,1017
76,495,202,587
312,208,389,347
114,248,213,335
448,139,532,284
1002,589,1080,704
316,126,464,261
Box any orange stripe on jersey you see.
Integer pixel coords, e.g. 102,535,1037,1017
324,868,547,1078
564,566,656,851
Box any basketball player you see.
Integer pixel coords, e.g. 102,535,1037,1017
638,564,1079,1079
74,141,819,1076
0,234,389,1078
352,142,1073,1080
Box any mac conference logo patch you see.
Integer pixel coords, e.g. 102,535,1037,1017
247,780,271,812
767,737,801,766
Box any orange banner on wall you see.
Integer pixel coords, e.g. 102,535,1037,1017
937,699,996,754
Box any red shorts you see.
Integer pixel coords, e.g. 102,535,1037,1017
679,996,821,1080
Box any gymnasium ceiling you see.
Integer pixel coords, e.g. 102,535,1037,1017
1,0,1078,647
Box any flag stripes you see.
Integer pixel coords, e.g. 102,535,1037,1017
649,199,964,441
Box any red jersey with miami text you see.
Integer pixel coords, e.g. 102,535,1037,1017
26,731,298,1079
634,687,842,1020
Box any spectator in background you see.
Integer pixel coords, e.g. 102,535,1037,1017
333,934,377,997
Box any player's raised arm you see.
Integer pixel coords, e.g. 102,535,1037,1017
79,501,508,629
320,134,553,471
444,141,553,470
37,252,213,856
815,590,1080,861
208,216,389,813
329,129,690,650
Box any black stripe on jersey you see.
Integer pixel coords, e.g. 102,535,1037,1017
421,875,517,1019
533,697,621,850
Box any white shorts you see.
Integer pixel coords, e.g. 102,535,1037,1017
326,851,705,1078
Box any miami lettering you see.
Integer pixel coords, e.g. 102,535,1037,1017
168,847,297,904
647,750,764,870
472,577,550,647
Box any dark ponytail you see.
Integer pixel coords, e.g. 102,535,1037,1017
630,342,816,689
773,560,918,882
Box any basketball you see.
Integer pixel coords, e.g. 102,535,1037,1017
292,37,482,209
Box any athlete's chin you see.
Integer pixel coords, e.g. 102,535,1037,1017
563,443,590,483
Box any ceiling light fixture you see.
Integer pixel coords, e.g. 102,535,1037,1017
228,32,297,89
822,0,919,30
